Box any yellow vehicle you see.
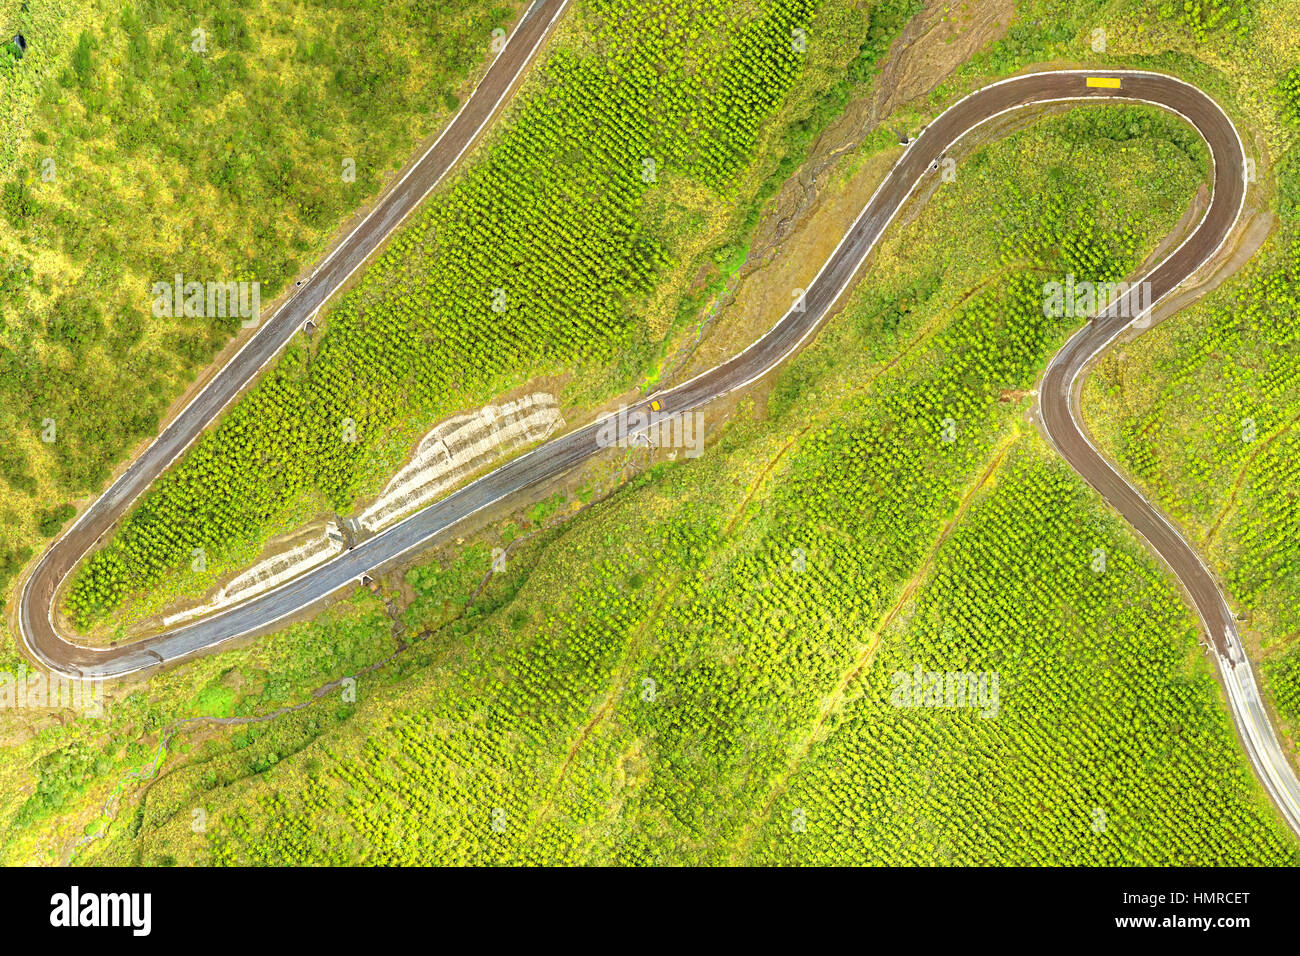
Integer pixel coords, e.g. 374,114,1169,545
650,400,662,412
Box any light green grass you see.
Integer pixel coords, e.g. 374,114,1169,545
56,105,1294,866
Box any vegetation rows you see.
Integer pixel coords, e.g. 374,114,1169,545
84,108,1293,865
67,0,836,623
0,0,511,592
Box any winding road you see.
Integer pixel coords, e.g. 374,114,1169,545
16,53,1300,835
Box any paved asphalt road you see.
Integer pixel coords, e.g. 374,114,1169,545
18,0,572,674
19,63,1300,834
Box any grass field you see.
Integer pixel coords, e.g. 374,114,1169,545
62,0,927,631
8,102,1288,865
3,0,1298,866
0,0,519,597
56,0,1300,636
1074,0,1300,760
